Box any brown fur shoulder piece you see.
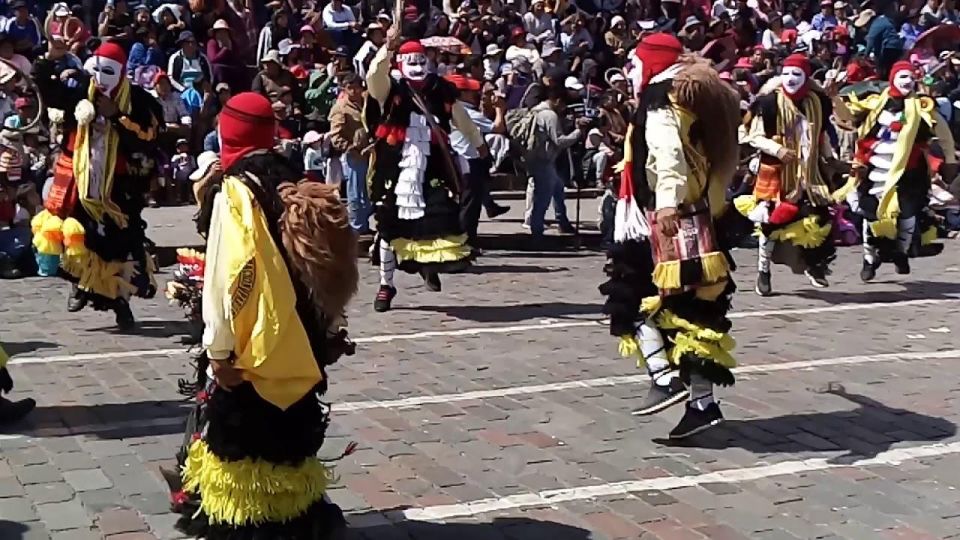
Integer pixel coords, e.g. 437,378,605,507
671,55,741,215
278,181,359,322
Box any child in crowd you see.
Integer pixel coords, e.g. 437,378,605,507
170,138,198,204
302,130,326,182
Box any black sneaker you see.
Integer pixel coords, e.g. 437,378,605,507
755,271,772,297
860,260,879,282
631,376,689,416
804,266,829,288
486,204,510,219
892,253,910,275
114,300,136,331
421,270,442,292
67,284,87,312
558,220,577,234
668,402,725,439
374,286,397,312
0,396,36,425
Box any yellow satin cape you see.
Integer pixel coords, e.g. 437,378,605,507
847,90,935,239
218,175,322,411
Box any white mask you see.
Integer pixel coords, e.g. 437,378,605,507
83,55,123,96
781,66,807,97
399,52,429,82
892,70,916,96
626,52,643,99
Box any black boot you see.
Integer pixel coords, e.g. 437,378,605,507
0,255,22,279
892,253,910,275
114,299,136,331
631,376,689,416
860,260,879,282
668,401,724,439
804,266,829,288
755,271,772,297
374,285,397,313
420,270,441,292
67,284,87,312
0,396,36,425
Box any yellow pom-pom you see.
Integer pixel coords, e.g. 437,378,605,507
33,213,64,256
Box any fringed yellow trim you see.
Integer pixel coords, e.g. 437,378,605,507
61,249,137,300
870,218,898,240
651,252,729,291
733,194,758,217
768,216,832,249
921,226,938,246
618,335,639,358
390,234,472,264
656,309,737,368
182,440,334,526
31,211,64,256
640,295,662,315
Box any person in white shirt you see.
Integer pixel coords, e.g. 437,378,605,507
322,0,358,51
522,0,554,45
353,24,384,78
447,74,496,246
504,27,540,64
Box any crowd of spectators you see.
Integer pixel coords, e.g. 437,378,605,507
0,0,959,277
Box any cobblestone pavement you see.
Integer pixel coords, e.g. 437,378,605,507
2,238,960,540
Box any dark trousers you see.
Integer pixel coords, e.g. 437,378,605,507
460,157,490,245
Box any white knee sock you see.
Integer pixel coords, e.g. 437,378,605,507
689,372,715,411
896,216,917,254
638,322,676,386
379,239,396,287
863,220,878,264
757,234,775,273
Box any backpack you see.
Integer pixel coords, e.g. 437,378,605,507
506,107,538,153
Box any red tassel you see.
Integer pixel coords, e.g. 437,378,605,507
618,162,634,200
171,491,189,505
343,441,359,457
196,390,208,403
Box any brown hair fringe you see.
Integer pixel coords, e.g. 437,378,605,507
278,181,359,321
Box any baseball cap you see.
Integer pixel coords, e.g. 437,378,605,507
261,49,282,64
564,76,584,91
446,74,481,92
177,30,196,44
485,43,502,56
682,15,702,31
215,82,230,93
302,130,323,145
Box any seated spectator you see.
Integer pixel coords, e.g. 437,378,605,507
152,71,193,147
322,0,358,52
170,138,197,204
302,130,326,182
47,3,91,55
97,0,134,40
127,27,165,76
522,0,554,46
167,30,212,92
505,26,538,64
156,6,185,53
253,49,302,104
206,18,245,90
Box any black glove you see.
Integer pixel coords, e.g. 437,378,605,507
0,367,13,394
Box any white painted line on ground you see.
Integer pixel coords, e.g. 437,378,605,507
400,441,960,521
9,298,958,366
4,349,957,440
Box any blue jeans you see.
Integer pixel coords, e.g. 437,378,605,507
528,159,569,236
342,154,371,233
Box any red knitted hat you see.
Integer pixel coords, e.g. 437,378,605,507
398,40,426,56
633,33,682,93
219,92,276,171
782,53,811,76
94,41,128,67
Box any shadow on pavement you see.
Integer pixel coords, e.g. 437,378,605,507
406,302,600,323
87,319,193,339
0,521,29,540
7,400,190,439
793,280,960,305
346,515,592,540
461,264,569,275
658,384,956,464
1,340,58,356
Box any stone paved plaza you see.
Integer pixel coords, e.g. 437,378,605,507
2,229,960,539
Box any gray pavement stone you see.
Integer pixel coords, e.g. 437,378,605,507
25,482,76,504
0,475,26,497
15,463,64,485
36,498,92,531
0,495,39,521
64,469,114,492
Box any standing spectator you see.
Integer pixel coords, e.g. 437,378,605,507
167,30,212,92
256,9,291,67
604,15,628,54
526,81,585,237
354,23,384,77
170,138,197,203
679,16,706,51
862,5,903,78
206,19,245,89
448,74,493,246
322,0,358,52
328,72,371,233
97,0,134,39
811,0,838,32
3,1,40,55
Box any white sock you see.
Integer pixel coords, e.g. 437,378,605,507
689,372,715,411
639,323,676,386
379,239,396,287
896,216,917,254
863,220,878,264
757,234,774,274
